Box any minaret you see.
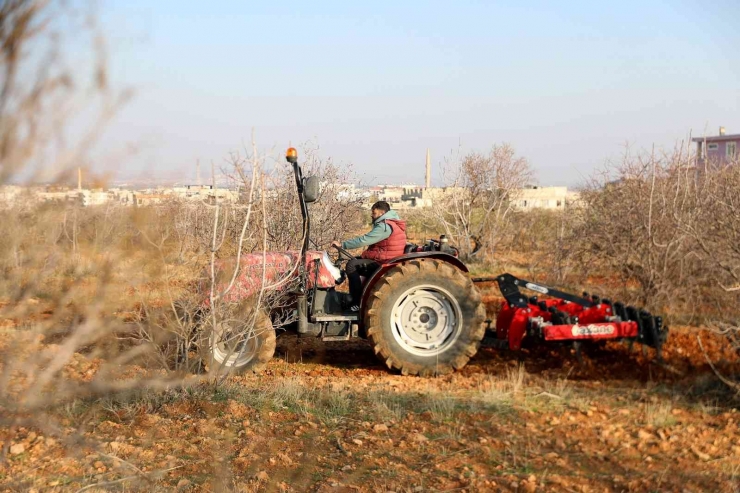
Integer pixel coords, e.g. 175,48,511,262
77,167,82,191
196,159,201,186
425,149,431,189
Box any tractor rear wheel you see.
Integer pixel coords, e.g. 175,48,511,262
365,259,485,376
200,306,276,375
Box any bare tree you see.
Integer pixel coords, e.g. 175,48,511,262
427,144,532,260
572,144,704,313
0,0,131,185
688,161,740,295
560,142,740,391
0,8,195,489
502,208,580,285
683,159,740,367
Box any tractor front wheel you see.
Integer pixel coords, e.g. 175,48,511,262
200,307,276,375
365,259,485,376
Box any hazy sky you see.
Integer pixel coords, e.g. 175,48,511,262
99,0,740,186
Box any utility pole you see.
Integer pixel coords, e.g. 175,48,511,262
425,149,431,189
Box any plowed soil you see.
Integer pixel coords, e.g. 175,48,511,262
2,298,740,492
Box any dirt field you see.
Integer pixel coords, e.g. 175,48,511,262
1,297,740,492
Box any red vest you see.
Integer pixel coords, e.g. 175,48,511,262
362,219,407,262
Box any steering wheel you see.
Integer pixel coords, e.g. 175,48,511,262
332,243,354,262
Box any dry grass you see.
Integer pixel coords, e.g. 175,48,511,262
479,364,526,404
643,401,677,428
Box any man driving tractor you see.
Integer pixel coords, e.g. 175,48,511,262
331,201,407,311
195,147,667,377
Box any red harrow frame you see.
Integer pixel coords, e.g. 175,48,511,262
474,273,668,359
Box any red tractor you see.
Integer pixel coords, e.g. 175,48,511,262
197,148,667,376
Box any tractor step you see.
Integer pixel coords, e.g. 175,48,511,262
312,313,359,322
322,334,351,342
321,323,359,342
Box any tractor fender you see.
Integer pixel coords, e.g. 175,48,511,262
360,252,468,314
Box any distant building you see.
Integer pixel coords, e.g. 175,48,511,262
171,184,238,204
693,127,739,168
318,182,368,202
377,186,406,204
133,193,168,206
172,184,214,198
79,189,111,206
364,184,582,211
512,186,580,211
108,188,135,205
37,187,81,204
397,186,449,208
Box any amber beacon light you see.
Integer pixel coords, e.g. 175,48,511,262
286,147,298,164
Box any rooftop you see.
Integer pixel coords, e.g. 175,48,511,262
692,133,740,143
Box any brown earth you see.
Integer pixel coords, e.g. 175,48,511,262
1,299,740,492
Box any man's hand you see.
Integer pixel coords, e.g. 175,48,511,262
331,240,342,250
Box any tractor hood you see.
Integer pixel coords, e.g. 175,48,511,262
203,251,339,303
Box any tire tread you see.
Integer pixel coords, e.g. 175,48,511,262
365,259,485,376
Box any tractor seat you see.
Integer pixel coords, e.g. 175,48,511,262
404,243,419,254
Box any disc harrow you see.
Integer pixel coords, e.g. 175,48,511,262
474,273,668,359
